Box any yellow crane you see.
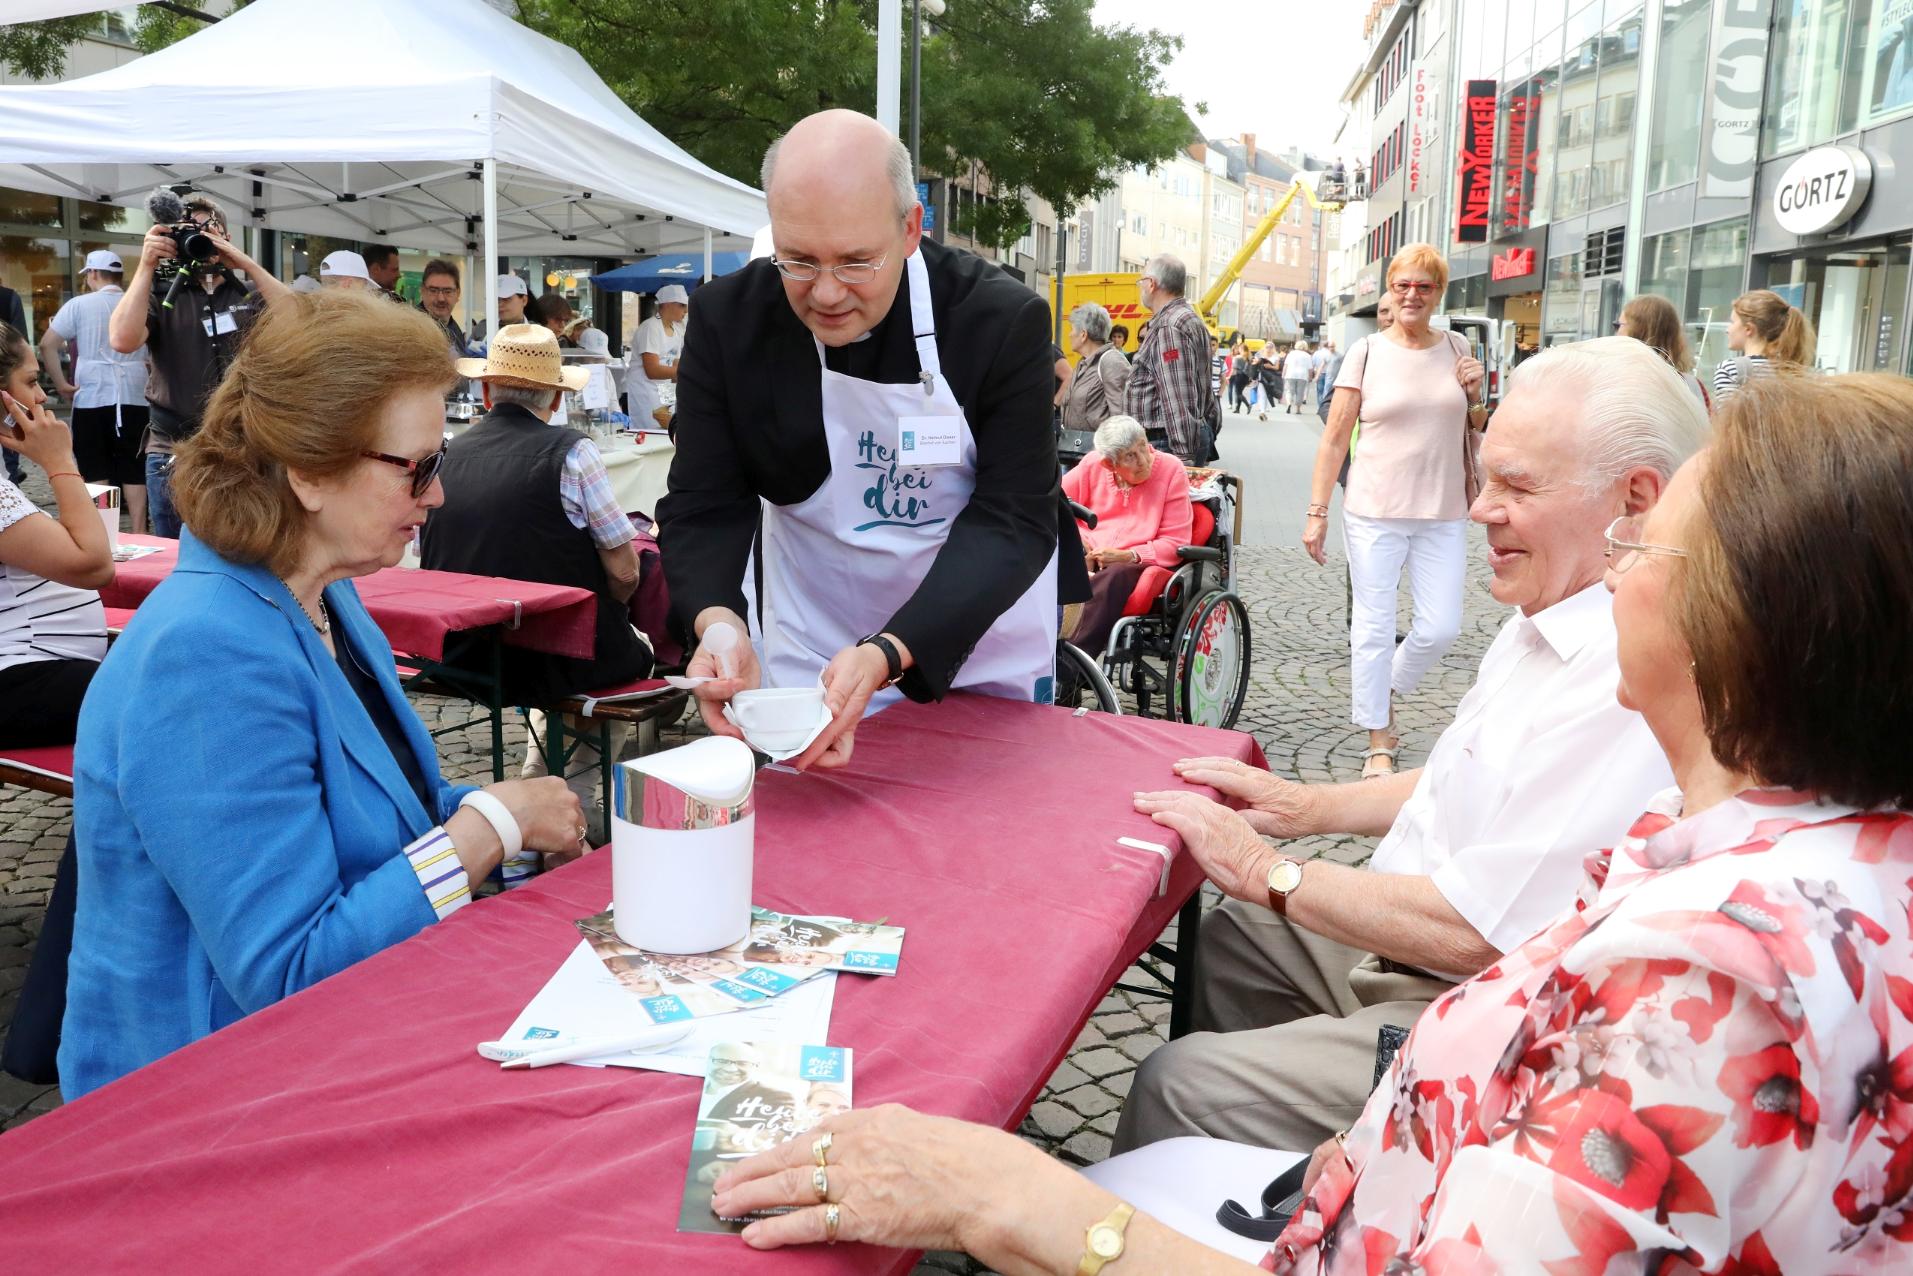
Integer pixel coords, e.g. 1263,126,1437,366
1054,172,1348,359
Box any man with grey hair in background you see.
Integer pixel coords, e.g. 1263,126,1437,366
1110,336,1709,1157
658,108,1088,771
1125,253,1215,465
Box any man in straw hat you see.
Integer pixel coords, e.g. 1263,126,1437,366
657,108,1087,770
420,324,651,834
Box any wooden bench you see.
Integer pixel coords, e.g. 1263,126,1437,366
0,745,76,800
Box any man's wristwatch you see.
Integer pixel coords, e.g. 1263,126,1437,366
1265,857,1305,915
1076,1201,1135,1275
856,633,904,686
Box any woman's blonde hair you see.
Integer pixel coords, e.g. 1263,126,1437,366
172,291,455,576
1731,289,1816,367
1619,294,1694,374
1385,243,1450,298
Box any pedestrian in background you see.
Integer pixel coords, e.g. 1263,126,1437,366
1227,334,1252,413
1282,340,1313,414
1060,302,1129,432
1252,341,1281,420
1713,289,1815,403
1125,254,1215,466
1304,243,1484,779
1617,294,1708,410
1311,339,1334,405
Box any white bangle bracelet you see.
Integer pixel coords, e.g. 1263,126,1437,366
458,791,522,859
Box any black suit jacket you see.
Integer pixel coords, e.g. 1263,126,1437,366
0,285,26,335
657,238,1087,701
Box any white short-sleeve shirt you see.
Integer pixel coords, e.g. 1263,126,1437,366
1369,582,1674,960
630,315,686,414
0,478,108,673
48,287,148,410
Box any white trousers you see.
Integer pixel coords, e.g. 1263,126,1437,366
1344,511,1466,730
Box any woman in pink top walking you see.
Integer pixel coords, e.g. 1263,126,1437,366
1304,244,1485,777
1061,415,1194,655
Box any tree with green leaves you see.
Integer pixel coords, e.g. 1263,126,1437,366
0,4,245,80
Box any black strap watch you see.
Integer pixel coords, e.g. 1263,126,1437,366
856,633,905,686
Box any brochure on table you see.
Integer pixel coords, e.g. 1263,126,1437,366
680,1042,854,1236
499,941,836,1078
575,910,831,1018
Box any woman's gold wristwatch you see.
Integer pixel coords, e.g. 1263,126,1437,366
1077,1201,1135,1274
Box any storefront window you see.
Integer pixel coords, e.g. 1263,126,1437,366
1647,0,1709,190
1686,217,1749,380
0,235,71,339
1590,0,1643,211
1529,38,1562,229
1639,228,1690,309
78,200,133,233
0,190,63,230
1763,0,1869,156
1543,249,1584,337
1552,5,1604,218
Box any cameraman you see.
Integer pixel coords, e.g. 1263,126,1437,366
107,192,288,537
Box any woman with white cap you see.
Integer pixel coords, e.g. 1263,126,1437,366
40,249,150,532
318,249,371,291
630,283,688,431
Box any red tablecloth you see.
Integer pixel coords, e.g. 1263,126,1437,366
102,536,598,660
0,696,1264,1272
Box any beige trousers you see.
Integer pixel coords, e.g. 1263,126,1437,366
1111,897,1452,1154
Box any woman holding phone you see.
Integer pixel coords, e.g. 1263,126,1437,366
0,321,114,750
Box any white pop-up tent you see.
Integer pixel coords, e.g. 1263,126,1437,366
0,0,766,326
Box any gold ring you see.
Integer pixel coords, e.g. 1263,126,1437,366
812,1164,830,1201
823,1202,840,1244
812,1131,832,1167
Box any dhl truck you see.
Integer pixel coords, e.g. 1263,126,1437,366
1052,171,1350,364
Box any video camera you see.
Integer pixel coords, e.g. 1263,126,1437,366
145,187,228,309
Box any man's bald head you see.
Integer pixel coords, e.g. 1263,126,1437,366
761,109,916,218
758,109,925,347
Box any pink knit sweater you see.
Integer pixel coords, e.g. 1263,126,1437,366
1061,448,1195,568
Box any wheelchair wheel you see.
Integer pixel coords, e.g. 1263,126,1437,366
1054,639,1121,714
1169,591,1250,729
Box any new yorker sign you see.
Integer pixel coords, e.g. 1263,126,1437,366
1771,146,1872,236
1455,79,1496,243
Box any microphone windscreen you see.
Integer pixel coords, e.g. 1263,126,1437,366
145,187,186,225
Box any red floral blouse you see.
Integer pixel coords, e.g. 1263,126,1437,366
1268,789,1913,1273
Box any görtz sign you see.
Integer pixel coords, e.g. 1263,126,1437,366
1771,146,1873,236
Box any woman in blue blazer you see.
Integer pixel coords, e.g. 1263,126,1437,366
61,293,585,1100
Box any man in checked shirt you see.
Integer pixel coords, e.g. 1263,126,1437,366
1125,254,1217,466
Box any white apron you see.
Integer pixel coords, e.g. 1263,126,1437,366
754,250,1059,716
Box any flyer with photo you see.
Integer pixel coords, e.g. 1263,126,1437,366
574,911,827,1023
678,1042,853,1235
741,907,906,977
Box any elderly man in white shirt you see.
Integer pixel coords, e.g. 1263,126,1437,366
1116,336,1709,1154
1281,341,1314,413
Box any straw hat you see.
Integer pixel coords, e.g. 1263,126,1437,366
455,323,590,392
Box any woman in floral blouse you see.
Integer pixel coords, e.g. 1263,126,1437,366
703,373,1913,1274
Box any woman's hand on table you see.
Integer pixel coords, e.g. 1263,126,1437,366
1167,756,1320,839
711,1105,1058,1257
480,776,585,856
1132,789,1274,904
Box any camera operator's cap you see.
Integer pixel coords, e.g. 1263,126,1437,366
496,274,529,299
655,284,689,305
455,323,590,392
290,275,323,294
319,250,370,280
83,249,124,273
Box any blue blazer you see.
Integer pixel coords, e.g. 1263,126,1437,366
61,531,476,1100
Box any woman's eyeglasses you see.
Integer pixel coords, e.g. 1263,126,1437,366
1390,280,1437,297
1604,514,1687,574
363,445,447,497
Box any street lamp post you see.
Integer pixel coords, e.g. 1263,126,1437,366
909,0,946,176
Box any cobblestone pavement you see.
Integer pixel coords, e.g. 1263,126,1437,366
0,418,1505,1271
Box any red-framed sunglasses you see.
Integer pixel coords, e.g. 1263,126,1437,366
361,445,447,497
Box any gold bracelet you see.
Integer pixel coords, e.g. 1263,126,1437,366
1076,1200,1135,1275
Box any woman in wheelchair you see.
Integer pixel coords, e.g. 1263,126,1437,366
1060,415,1193,655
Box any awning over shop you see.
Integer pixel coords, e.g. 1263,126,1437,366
592,252,750,293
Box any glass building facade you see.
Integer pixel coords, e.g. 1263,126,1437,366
1340,0,1913,380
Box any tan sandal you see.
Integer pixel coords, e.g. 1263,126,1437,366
1361,746,1398,780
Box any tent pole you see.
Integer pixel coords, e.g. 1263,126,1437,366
877,0,900,132
703,228,713,282
482,159,500,347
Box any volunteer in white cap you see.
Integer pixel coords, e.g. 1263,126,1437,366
40,249,150,532
628,283,688,429
496,273,531,327
318,250,370,291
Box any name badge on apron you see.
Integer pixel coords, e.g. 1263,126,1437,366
201,310,238,337
895,415,963,468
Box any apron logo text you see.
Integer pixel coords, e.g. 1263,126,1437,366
854,430,945,532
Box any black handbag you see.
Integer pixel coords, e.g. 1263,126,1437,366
1214,1023,1412,1242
